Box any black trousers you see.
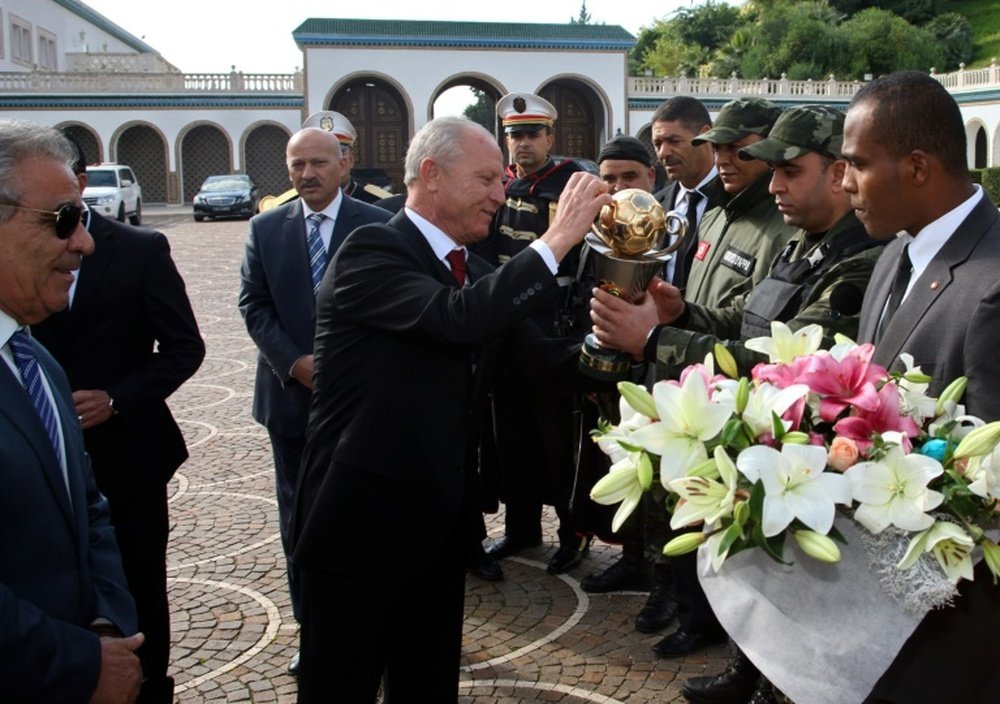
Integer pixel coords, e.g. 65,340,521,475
297,533,466,703
268,428,305,621
106,482,172,701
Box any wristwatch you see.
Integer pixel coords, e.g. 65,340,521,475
109,396,119,416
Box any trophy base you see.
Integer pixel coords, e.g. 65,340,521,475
578,333,633,382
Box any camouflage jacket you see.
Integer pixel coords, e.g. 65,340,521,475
682,172,797,309
650,211,884,379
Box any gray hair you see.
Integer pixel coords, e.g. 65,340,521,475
0,119,74,223
403,117,491,186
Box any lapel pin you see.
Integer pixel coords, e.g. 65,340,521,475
929,281,940,290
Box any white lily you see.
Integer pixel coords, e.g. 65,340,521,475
737,444,852,537
897,521,975,582
745,321,823,364
590,449,650,533
630,372,733,486
896,353,937,421
739,382,810,438
965,445,1000,501
668,447,738,529
845,438,944,533
595,393,654,462
703,525,734,572
829,334,859,361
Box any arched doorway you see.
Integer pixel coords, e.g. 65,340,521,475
59,123,102,164
330,78,408,192
244,124,291,197
180,124,231,203
975,125,987,169
117,124,168,204
539,79,605,161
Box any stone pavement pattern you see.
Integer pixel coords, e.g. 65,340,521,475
151,207,729,703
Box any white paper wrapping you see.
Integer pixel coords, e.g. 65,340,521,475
698,518,924,704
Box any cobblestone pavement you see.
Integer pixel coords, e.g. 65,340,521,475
151,206,730,703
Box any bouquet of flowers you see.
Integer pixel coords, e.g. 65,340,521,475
590,321,1000,588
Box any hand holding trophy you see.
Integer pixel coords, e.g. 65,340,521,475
579,188,686,380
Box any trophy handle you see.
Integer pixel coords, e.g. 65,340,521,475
647,210,688,257
590,198,619,248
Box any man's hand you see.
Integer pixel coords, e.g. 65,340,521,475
291,354,314,390
73,390,115,430
648,278,685,324
90,633,144,704
540,172,612,261
589,287,660,360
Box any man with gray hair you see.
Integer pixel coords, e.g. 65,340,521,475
290,116,611,702
0,119,141,702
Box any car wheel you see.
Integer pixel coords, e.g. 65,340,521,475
129,199,142,226
194,214,205,222
117,203,126,222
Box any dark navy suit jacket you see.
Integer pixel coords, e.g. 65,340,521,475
0,333,136,701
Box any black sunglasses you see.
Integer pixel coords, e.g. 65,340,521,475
4,203,84,239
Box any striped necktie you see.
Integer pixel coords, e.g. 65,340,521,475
8,329,64,467
306,213,328,296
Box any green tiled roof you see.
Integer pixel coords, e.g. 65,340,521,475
292,18,635,51
56,0,158,54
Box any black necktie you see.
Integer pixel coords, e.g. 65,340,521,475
877,244,911,342
671,190,703,288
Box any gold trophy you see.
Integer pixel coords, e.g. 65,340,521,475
579,188,687,380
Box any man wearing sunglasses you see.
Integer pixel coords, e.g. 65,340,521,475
0,119,142,703
33,139,205,704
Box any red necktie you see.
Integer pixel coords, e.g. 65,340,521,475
446,249,467,286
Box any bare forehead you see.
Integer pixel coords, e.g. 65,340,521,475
652,120,695,140
287,129,339,159
600,159,647,174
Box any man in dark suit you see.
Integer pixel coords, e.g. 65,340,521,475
238,126,391,673
290,116,610,702
840,71,1000,704
0,119,141,702
32,144,205,704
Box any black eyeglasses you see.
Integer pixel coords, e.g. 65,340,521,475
3,203,84,239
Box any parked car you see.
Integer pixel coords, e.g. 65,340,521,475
192,174,259,221
83,164,142,225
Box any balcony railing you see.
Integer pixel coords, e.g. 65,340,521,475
628,73,865,101
0,70,303,93
931,59,1000,92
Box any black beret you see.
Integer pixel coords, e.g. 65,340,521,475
597,135,653,167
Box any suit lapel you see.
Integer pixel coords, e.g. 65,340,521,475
329,195,356,255
873,197,998,367
391,211,458,287
72,213,115,314
282,200,315,308
0,350,75,527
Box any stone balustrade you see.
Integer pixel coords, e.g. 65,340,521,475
931,59,1000,92
0,69,303,93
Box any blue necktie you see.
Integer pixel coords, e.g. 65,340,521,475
306,213,328,296
9,329,64,467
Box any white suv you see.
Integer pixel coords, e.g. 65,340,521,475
83,164,142,225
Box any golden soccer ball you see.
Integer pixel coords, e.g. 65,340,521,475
593,188,667,258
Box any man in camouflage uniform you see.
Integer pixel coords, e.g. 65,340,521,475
591,105,884,704
479,94,593,574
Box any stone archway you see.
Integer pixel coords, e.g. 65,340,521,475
180,124,231,203
974,125,988,169
244,123,291,198
539,78,606,161
59,123,102,164
117,124,168,204
330,78,409,192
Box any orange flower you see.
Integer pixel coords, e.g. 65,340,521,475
828,436,860,472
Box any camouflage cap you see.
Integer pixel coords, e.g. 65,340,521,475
738,105,845,163
691,97,782,146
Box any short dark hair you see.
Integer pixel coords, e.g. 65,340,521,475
849,70,968,178
651,96,712,134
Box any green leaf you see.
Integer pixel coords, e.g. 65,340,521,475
718,522,743,555
751,523,791,565
749,479,765,521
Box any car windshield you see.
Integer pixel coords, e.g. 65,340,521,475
87,170,118,188
201,177,250,192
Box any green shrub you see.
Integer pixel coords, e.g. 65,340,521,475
981,167,1000,204
969,168,983,185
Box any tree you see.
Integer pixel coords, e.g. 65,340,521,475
463,88,496,134
570,0,592,24
925,12,974,71
842,7,944,78
672,0,742,51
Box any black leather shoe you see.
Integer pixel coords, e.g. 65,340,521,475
580,555,651,593
547,536,591,575
652,628,727,659
468,551,504,581
747,679,779,704
634,581,676,633
681,649,760,704
485,535,542,560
